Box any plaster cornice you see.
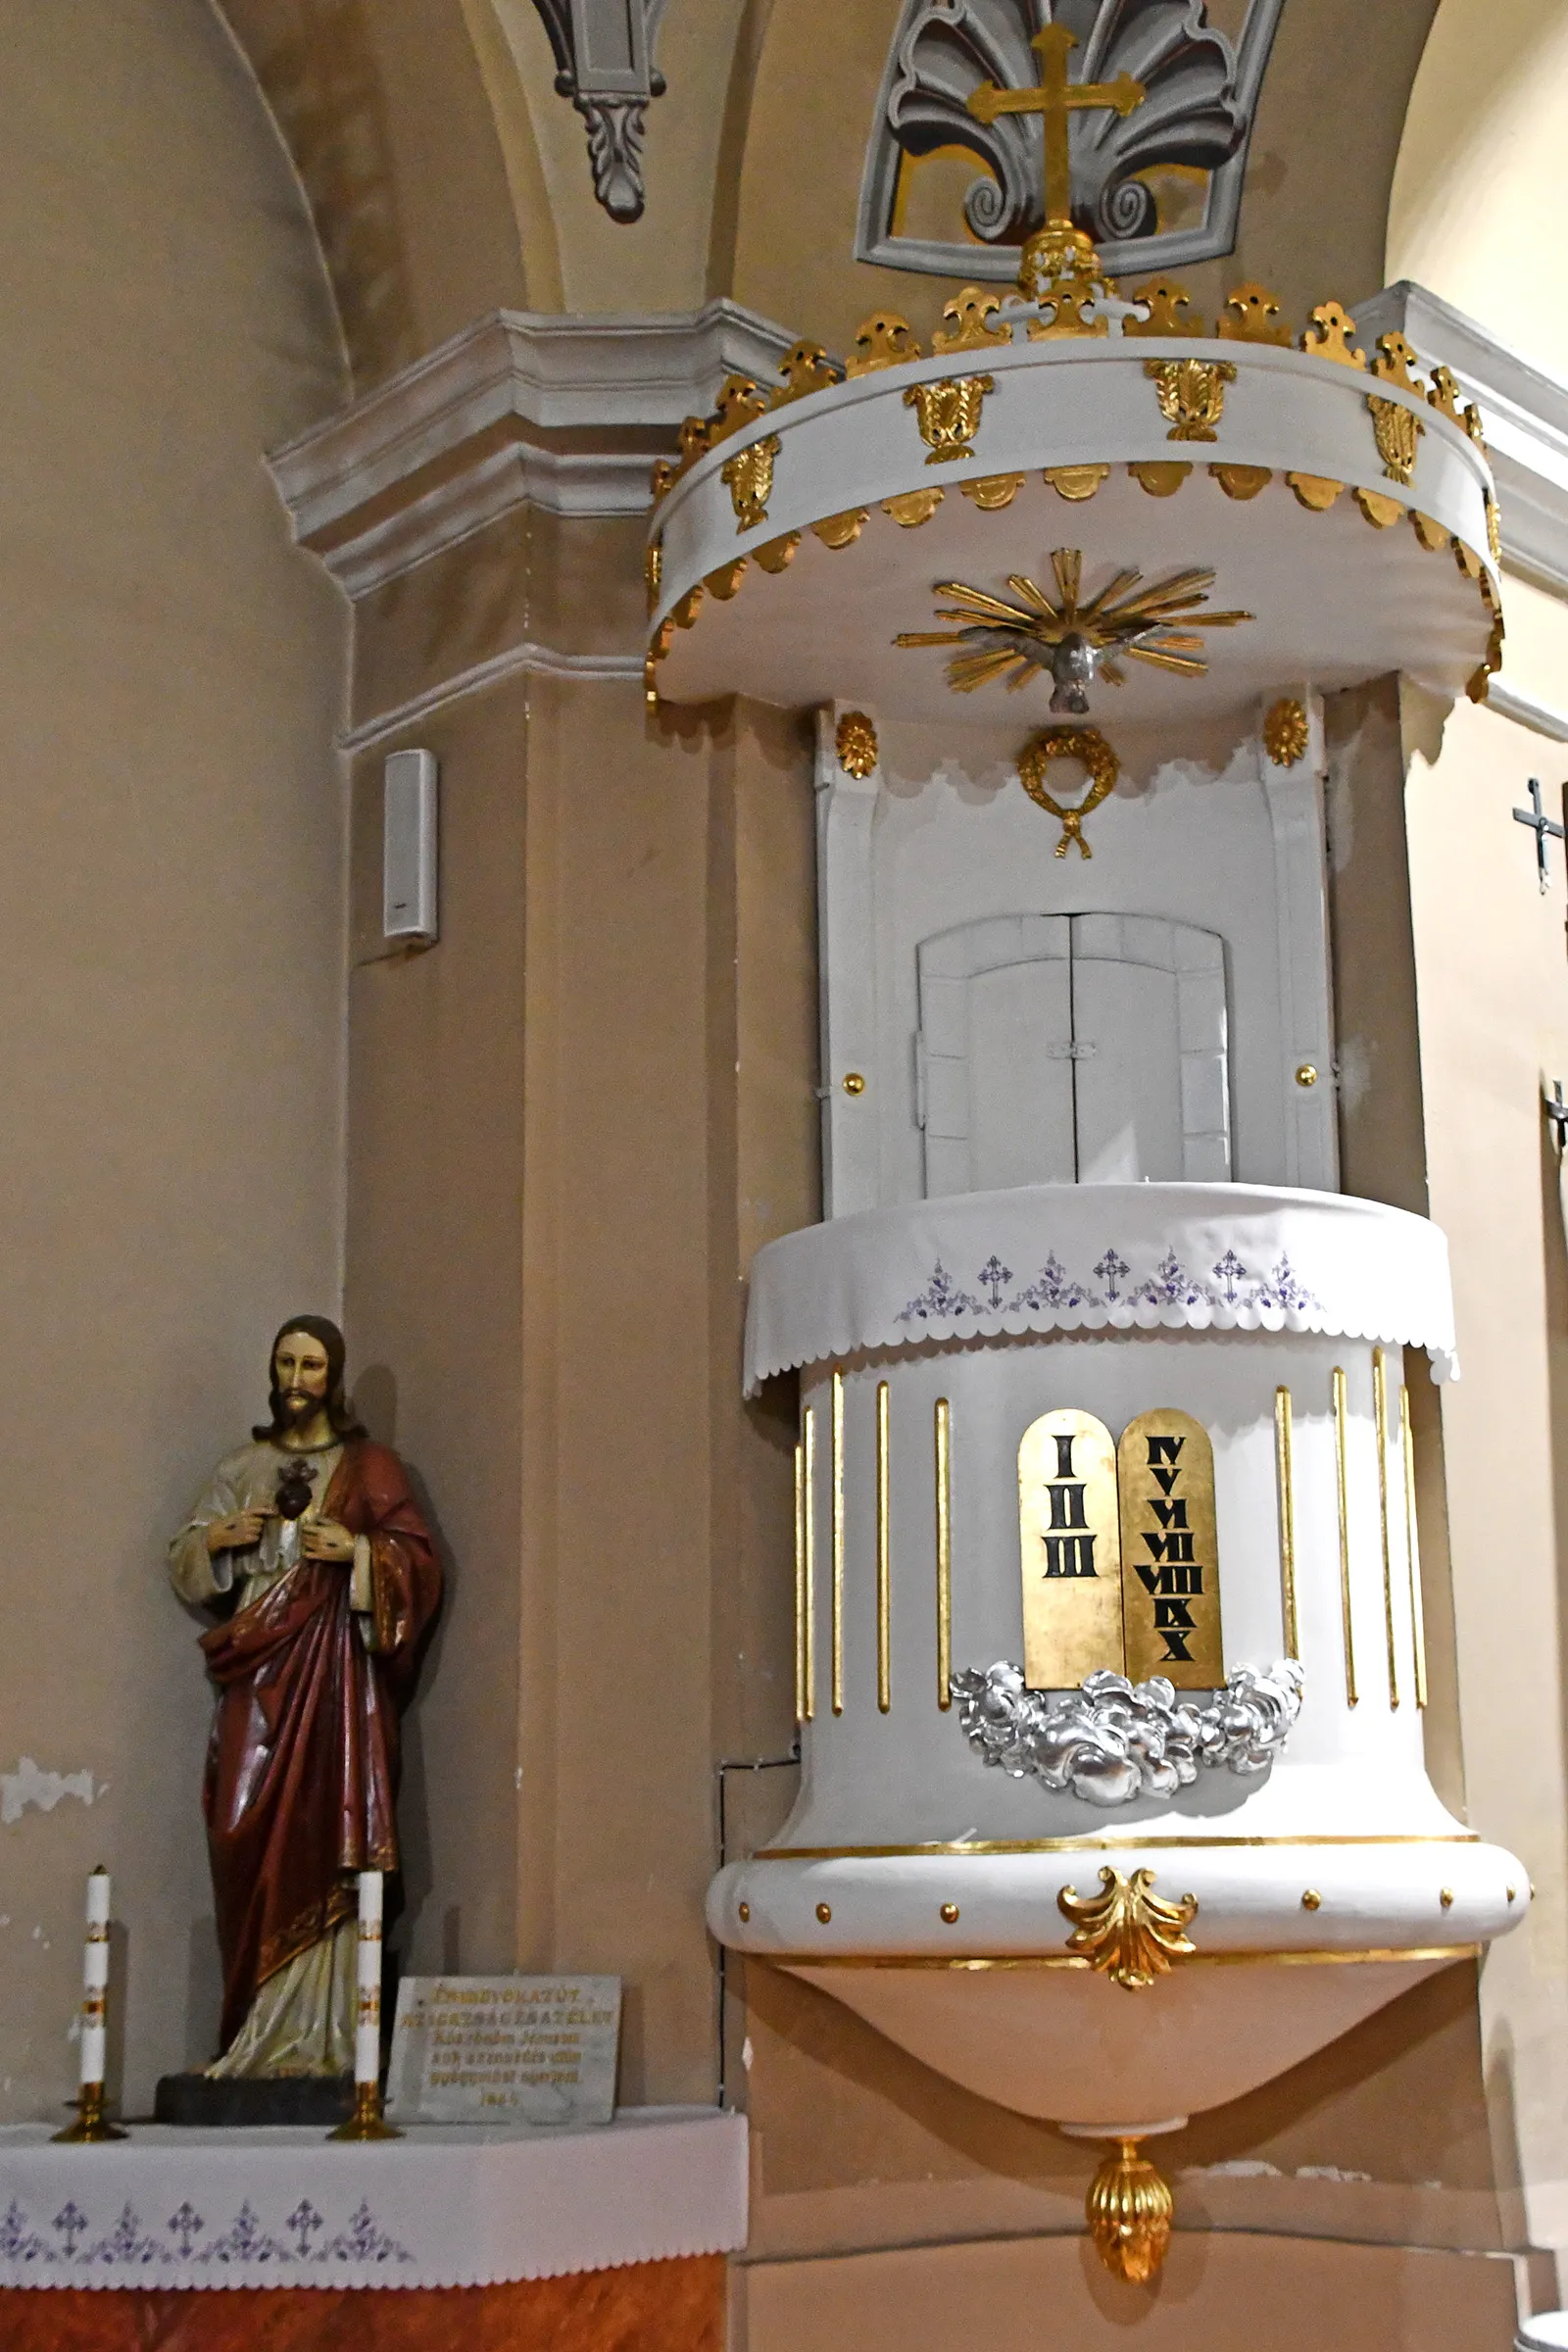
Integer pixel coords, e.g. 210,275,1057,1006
268,301,797,599
1357,281,1568,600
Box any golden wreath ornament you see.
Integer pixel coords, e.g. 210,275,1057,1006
1016,726,1118,858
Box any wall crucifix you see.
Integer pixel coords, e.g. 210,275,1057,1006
1513,775,1566,893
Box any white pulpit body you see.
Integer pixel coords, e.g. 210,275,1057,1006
817,711,1337,1220
658,298,1516,2196
709,1185,1527,2130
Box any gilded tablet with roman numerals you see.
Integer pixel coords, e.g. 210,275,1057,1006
1117,1407,1224,1688
1018,1408,1124,1690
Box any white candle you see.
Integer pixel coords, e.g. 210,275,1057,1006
78,1868,111,2089
354,1870,383,2089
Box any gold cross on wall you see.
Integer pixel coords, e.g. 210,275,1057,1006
967,24,1146,233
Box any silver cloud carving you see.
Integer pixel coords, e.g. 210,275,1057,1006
951,1659,1304,1806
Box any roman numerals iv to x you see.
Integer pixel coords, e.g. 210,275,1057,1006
1017,1406,1223,1690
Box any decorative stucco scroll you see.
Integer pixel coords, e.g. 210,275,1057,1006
951,1659,1304,1805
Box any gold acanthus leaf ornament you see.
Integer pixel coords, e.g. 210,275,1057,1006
895,547,1252,712
1144,355,1236,441
720,433,780,533
1057,1865,1198,1989
905,372,994,465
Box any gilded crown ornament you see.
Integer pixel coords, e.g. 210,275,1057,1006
895,547,1252,710
1057,1864,1199,1989
905,373,995,465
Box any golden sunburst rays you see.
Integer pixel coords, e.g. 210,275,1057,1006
895,547,1252,707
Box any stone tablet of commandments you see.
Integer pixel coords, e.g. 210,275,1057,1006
385,1976,621,2126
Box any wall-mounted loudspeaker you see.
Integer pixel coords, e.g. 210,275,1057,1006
383,748,438,945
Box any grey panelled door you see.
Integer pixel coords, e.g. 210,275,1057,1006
916,912,1230,1197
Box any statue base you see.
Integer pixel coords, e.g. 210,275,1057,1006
154,2072,354,2128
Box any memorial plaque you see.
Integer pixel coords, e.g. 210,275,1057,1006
385,1975,621,2126
1018,1408,1124,1688
1117,1408,1224,1688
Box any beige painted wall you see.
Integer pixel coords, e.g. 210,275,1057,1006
342,482,817,2099
0,0,349,2117
1404,685,1568,2255
1390,0,1568,376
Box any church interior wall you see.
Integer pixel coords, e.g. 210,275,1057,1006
1386,0,1568,2268
10,0,1568,2335
216,0,532,390
0,0,350,2116
1402,684,1568,2258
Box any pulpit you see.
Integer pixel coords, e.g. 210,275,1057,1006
646,89,1527,2275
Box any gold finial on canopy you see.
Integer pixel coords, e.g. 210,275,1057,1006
966,24,1145,306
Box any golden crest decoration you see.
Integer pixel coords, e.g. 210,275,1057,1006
1365,335,1427,493
720,433,781,533
1058,1865,1199,1990
904,372,995,465
1144,356,1237,442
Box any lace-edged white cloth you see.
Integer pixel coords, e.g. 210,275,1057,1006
744,1182,1457,1392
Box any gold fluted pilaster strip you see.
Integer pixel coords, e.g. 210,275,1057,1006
1400,1382,1428,1709
935,1397,953,1710
802,1406,816,1722
794,1438,807,1723
831,1368,845,1716
1274,1387,1298,1659
1374,1347,1398,1708
1332,1367,1357,1706
876,1380,891,1713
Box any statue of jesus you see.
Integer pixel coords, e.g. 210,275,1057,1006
170,1316,441,2079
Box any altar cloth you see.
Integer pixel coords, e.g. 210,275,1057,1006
745,1182,1458,1390
0,2105,747,2290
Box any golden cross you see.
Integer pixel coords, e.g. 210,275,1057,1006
967,24,1145,233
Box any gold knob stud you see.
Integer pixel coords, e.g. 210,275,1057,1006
842,1072,866,1096
940,1903,959,1924
815,1902,832,1924
1440,1887,1454,1909
738,1901,751,1922
1301,1888,1322,1911
1295,1063,1318,1088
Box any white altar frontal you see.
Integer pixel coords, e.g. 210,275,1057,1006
0,2108,747,2292
649,175,1527,2280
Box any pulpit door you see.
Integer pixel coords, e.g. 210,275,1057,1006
916,912,1230,1196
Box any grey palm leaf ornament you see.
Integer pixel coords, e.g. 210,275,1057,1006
857,0,1285,279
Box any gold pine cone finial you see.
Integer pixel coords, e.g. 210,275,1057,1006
1087,2138,1175,2283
